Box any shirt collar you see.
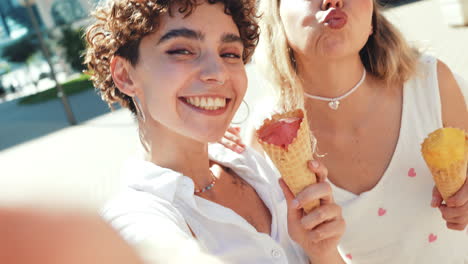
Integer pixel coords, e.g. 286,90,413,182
122,143,259,204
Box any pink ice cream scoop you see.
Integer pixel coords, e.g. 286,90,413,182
258,117,301,149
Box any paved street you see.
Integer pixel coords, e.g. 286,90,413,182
0,0,467,209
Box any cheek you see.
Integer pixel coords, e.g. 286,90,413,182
279,1,318,51
137,65,183,115
356,0,374,24
233,67,248,99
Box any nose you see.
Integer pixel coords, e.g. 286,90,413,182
321,0,343,10
199,53,227,85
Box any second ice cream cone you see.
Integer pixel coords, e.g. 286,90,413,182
421,127,468,200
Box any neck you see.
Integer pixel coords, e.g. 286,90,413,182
297,55,382,130
298,54,365,98
139,119,214,189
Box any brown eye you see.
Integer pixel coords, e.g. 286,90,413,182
221,53,241,59
166,49,193,55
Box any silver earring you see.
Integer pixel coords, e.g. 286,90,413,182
231,99,250,125
133,96,146,122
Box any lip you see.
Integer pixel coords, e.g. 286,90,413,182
179,96,232,116
322,9,348,30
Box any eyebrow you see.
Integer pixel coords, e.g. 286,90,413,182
221,33,243,45
157,27,243,45
158,28,203,44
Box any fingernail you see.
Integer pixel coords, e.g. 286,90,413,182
291,199,300,209
235,146,244,153
311,160,319,168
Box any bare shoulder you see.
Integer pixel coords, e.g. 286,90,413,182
437,59,468,130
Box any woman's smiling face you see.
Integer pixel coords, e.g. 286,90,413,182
125,2,247,143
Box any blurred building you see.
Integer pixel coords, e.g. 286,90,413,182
0,0,98,42
0,0,99,98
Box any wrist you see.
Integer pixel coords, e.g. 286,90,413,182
307,249,344,264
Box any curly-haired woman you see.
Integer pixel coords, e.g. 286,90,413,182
85,0,346,263
230,0,468,263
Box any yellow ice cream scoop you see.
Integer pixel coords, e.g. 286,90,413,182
421,128,468,200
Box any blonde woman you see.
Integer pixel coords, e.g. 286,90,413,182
85,0,346,263
226,0,468,263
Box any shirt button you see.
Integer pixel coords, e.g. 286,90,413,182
271,249,282,259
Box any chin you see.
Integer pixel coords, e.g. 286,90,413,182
192,126,228,144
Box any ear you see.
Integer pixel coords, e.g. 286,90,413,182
110,56,136,97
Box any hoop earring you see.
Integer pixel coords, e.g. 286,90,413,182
133,96,146,122
231,99,250,125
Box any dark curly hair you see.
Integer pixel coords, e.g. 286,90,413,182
84,0,259,114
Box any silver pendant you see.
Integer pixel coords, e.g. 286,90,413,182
328,100,340,110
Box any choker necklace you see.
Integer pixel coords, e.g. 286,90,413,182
304,68,366,110
194,171,217,194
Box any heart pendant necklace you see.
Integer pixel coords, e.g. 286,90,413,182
304,69,366,110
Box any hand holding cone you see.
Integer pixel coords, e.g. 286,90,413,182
257,109,319,212
421,127,468,200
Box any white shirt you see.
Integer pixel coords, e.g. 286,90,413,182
246,55,468,264
102,144,309,264
329,55,468,264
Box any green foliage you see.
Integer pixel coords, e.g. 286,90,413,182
18,74,93,105
0,82,5,97
58,26,86,72
1,35,39,63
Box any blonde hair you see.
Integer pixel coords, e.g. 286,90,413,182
256,0,420,111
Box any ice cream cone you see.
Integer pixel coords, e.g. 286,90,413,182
257,109,319,212
421,127,468,200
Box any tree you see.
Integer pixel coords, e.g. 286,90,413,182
1,35,39,63
58,26,86,72
0,80,6,98
1,35,41,90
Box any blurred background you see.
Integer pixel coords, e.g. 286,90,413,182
0,0,467,210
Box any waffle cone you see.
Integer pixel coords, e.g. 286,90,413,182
421,128,468,200
427,157,467,200
257,109,319,212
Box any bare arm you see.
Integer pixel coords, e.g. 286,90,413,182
432,60,468,231
438,60,468,130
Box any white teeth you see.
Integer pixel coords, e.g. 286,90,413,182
207,98,214,109
200,97,207,107
184,96,227,110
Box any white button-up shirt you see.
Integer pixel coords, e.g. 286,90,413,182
102,144,309,264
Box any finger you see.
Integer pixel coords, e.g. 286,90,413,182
300,204,342,230
445,178,468,208
446,222,467,231
224,131,246,148
439,202,468,220
279,179,302,224
295,182,334,208
445,215,468,227
431,186,443,208
307,160,328,183
218,137,244,154
308,218,346,243
227,126,242,137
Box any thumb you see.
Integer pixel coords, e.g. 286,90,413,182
279,179,302,226
431,186,443,208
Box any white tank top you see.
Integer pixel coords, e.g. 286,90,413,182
330,55,468,264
